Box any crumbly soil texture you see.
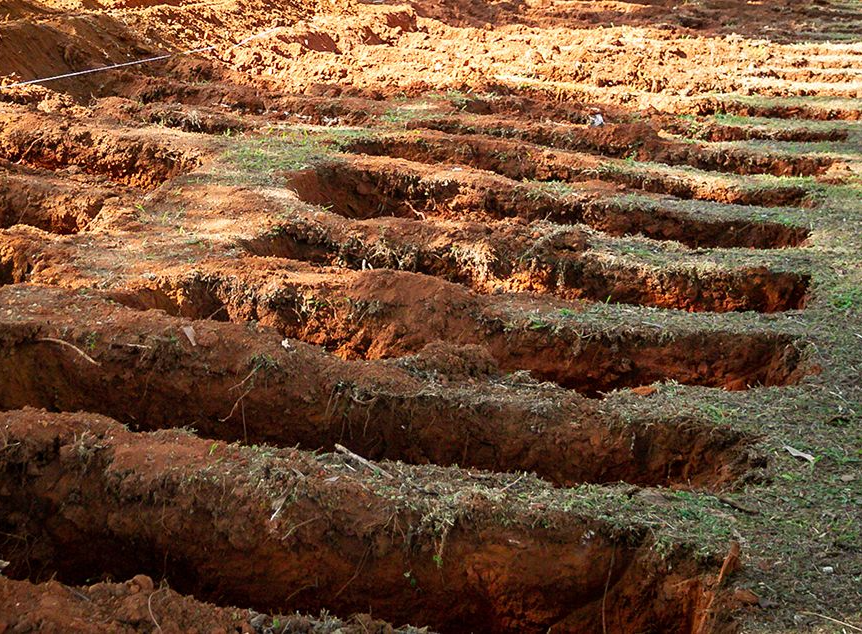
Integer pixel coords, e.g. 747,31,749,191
0,0,860,632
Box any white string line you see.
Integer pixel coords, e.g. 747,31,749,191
0,26,283,90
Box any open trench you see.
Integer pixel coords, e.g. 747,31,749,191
0,72,826,634
239,208,810,314
0,284,763,489
694,96,862,122
286,157,811,249
0,116,202,189
0,163,123,234
407,117,835,178
0,409,736,634
0,2,850,631
339,133,813,208
110,262,809,397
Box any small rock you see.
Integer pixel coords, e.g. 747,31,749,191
130,574,154,594
631,385,657,397
822,565,834,574
249,613,268,631
733,588,760,605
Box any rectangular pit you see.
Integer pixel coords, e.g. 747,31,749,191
0,284,762,489
240,207,810,313
0,408,741,633
0,116,201,189
0,165,120,233
339,133,812,208
112,262,811,397
286,158,811,249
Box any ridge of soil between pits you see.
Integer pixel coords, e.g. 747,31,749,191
285,156,811,249
0,115,202,189
407,117,834,178
0,161,125,234
0,283,763,489
240,205,810,313
0,574,422,634
0,408,740,634
339,133,813,208
0,1,853,629
110,260,811,397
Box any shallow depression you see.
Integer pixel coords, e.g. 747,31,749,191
286,158,812,249
0,408,740,634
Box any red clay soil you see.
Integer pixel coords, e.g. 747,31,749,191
407,116,834,177
286,156,811,248
241,206,810,313
340,132,812,208
0,113,202,188
0,576,262,634
0,283,760,488
0,575,416,633
693,96,862,122
0,160,125,233
0,0,855,630
111,259,809,395
0,174,810,313
0,408,740,634
658,116,850,144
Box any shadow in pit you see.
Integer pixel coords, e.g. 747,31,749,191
0,409,742,634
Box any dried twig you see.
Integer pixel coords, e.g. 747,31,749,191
69,588,91,602
219,386,252,423
206,305,227,320
283,516,321,538
35,338,101,366
229,365,260,392
717,495,758,515
602,544,616,634
147,587,164,634
334,443,393,478
334,543,371,599
798,612,862,632
499,473,525,492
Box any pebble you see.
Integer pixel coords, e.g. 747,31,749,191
130,574,154,594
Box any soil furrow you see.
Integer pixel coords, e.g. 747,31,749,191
340,133,811,207
0,408,739,633
408,117,833,177
111,260,811,396
0,115,202,188
0,575,421,634
660,118,849,143
0,284,760,488
745,67,862,84
240,207,810,313
287,157,810,249
695,96,862,121
0,163,123,233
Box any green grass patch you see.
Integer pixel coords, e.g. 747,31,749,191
221,127,376,185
